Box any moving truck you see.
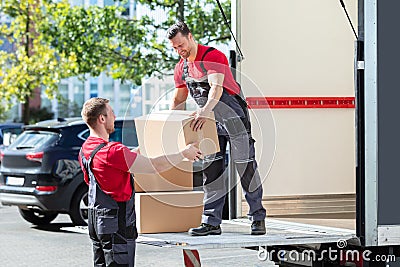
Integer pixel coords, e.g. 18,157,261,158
136,1,400,266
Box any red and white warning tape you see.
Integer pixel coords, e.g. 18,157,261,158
246,97,355,109
183,249,201,267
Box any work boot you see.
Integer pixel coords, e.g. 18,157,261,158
188,223,222,236
251,220,266,235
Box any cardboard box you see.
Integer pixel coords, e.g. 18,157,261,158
135,191,204,233
134,160,193,192
134,110,219,157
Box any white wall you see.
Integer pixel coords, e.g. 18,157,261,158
239,0,357,196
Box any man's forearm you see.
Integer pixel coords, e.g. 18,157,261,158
171,87,188,110
172,99,185,110
150,152,185,173
202,84,223,113
130,152,185,174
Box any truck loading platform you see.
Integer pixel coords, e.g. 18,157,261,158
64,218,358,266
136,218,358,250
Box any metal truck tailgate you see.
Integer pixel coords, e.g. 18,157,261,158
136,218,358,249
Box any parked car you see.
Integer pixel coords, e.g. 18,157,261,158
0,117,138,226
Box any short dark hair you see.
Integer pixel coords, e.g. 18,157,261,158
166,21,191,39
81,97,109,128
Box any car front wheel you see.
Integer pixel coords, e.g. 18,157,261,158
69,186,88,226
18,208,58,225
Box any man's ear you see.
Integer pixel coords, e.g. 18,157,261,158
98,115,105,124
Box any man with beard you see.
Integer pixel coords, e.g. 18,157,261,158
167,21,266,236
79,97,202,266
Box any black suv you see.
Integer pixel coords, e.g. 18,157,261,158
0,117,137,226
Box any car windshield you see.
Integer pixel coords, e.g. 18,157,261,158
9,131,59,150
112,121,138,147
79,120,138,148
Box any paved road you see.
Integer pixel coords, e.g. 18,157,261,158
0,205,272,267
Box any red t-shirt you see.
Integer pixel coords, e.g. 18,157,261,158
79,136,137,202
174,44,240,95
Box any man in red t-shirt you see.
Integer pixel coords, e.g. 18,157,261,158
79,97,201,266
167,21,266,236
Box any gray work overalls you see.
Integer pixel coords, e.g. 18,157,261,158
80,143,137,267
183,47,266,226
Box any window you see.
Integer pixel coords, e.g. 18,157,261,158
110,121,138,147
72,77,85,108
78,121,138,148
104,0,114,6
90,77,98,98
145,84,154,101
71,0,84,6
9,131,59,151
103,75,114,102
145,104,152,114
1,127,23,146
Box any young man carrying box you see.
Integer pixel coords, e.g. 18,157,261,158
79,97,201,266
167,21,266,236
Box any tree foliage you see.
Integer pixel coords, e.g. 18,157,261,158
44,0,231,83
42,1,162,84
0,0,78,123
0,0,231,121
137,0,231,44
136,0,231,72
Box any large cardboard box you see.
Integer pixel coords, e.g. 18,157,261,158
134,160,193,192
134,110,219,157
135,191,204,234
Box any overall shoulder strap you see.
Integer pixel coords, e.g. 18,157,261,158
200,47,215,75
182,47,216,80
80,143,107,181
182,59,189,81
89,143,106,163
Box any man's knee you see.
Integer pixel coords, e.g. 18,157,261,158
235,159,261,192
203,156,225,185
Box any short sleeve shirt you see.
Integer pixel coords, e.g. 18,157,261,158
174,44,240,95
79,136,137,202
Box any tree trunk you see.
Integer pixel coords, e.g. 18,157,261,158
23,96,30,125
177,0,184,22
23,2,31,125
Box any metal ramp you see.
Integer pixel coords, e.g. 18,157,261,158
137,218,358,250
63,218,358,266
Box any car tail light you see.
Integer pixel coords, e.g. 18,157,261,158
35,186,57,192
26,152,44,163
0,152,4,162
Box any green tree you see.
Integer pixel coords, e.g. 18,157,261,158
0,0,231,122
28,107,54,124
45,0,231,83
0,0,78,124
57,96,81,118
43,1,166,85
137,0,231,44
137,0,232,74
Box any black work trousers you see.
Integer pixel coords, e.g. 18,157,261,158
88,208,136,267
